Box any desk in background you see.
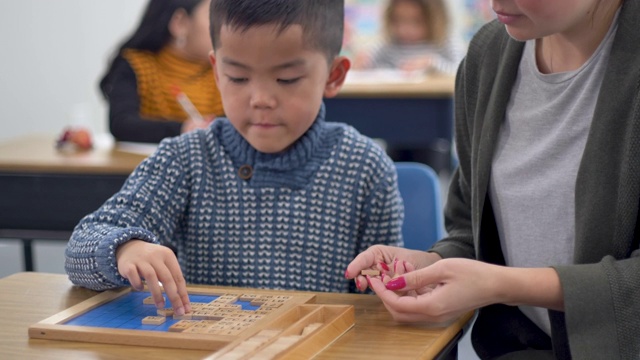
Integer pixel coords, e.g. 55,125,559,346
0,272,473,359
325,74,455,173
0,134,147,271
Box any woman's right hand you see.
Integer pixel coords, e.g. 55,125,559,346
116,240,191,316
345,245,442,291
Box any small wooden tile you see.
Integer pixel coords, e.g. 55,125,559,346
301,322,323,336
141,316,166,325
168,320,199,332
142,296,155,305
157,308,174,317
360,269,381,276
172,313,193,320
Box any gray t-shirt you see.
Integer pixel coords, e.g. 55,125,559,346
489,13,619,335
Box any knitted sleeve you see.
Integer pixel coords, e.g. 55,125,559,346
65,137,190,290
356,142,404,253
106,56,182,143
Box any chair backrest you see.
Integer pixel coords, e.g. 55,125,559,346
395,162,445,251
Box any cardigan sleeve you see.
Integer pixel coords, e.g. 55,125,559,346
106,56,183,143
64,137,191,290
428,36,478,261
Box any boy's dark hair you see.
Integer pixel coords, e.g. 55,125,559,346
210,0,344,60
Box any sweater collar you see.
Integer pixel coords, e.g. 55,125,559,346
215,104,336,187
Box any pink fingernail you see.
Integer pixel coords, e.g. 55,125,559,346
386,277,406,291
355,278,362,291
344,270,349,279
393,259,399,273
379,262,390,271
403,261,407,272
175,306,185,316
381,273,386,282
365,275,372,287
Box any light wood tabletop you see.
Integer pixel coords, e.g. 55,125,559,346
0,272,473,360
0,134,147,175
338,74,455,98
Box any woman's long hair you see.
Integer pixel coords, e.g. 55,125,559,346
99,0,204,98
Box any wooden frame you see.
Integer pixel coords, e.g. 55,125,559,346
29,286,355,358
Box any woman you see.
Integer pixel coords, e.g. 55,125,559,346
347,0,639,358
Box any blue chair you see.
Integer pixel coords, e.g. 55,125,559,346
395,162,445,251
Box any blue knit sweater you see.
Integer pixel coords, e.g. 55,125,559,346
65,106,403,293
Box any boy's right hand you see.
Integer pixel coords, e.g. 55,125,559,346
116,240,191,316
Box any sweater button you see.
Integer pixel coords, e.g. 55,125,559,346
238,164,253,180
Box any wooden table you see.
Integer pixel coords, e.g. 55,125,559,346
325,74,455,173
0,134,147,270
0,272,473,360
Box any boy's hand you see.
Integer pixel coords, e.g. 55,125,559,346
116,240,191,316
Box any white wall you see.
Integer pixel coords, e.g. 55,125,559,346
0,1,147,141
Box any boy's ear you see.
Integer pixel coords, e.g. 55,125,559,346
209,51,219,84
324,56,351,98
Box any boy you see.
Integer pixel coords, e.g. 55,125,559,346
66,0,402,317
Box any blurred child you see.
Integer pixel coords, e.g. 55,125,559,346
100,0,223,143
359,0,466,75
66,0,403,316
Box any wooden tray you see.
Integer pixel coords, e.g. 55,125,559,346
29,285,354,358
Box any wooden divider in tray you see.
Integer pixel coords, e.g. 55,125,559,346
206,304,354,359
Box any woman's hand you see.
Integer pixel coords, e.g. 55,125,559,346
345,244,442,291
116,240,191,316
368,258,564,324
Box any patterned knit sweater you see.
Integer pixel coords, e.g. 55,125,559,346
65,106,403,293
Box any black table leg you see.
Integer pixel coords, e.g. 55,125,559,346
22,238,34,272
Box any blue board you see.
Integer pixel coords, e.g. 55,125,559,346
63,291,260,332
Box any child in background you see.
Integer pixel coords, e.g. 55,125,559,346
66,0,403,317
358,0,466,75
99,0,223,143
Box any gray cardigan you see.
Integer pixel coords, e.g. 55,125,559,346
431,0,640,358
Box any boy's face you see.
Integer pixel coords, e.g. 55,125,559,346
210,24,349,153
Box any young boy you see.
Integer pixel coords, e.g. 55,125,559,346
65,0,403,317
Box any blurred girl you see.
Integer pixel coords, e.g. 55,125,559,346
99,0,223,143
360,0,466,75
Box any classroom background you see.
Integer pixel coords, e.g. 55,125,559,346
0,0,493,143
0,3,493,358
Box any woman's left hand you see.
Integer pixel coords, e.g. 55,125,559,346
368,258,505,323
